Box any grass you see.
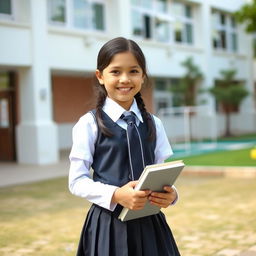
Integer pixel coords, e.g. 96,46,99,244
170,147,256,166
0,178,89,256
0,176,256,256
217,133,256,142
198,133,256,142
168,175,256,256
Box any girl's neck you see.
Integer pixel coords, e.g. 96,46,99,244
107,96,134,111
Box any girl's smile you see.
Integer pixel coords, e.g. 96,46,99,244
96,51,145,110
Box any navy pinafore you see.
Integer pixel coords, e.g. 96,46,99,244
76,110,180,256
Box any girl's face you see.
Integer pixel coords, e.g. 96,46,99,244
96,51,145,110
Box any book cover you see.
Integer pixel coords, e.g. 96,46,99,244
118,160,185,222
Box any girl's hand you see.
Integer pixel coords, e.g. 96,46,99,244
148,186,177,208
112,181,151,210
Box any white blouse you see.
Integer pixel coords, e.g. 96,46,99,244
69,97,176,211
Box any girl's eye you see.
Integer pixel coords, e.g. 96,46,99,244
110,70,120,74
131,69,139,73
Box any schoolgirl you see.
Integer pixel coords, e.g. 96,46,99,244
69,37,180,256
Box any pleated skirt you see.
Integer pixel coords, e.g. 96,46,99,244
76,204,180,256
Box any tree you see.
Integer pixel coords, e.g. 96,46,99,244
171,57,203,106
209,69,249,137
235,0,256,33
235,0,256,57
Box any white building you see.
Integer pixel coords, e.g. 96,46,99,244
0,0,255,164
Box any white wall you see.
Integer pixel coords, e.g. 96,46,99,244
161,112,256,141
0,24,31,66
209,0,244,12
48,31,109,71
58,123,74,150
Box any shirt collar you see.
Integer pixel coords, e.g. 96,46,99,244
103,97,143,123
128,100,143,123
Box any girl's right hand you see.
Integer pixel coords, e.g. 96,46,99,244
112,181,151,210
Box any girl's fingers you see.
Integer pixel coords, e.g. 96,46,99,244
150,192,168,200
149,188,176,208
127,180,139,188
129,197,149,210
149,197,169,208
163,186,175,193
136,190,151,198
149,196,166,204
151,187,175,200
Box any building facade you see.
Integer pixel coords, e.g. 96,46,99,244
0,0,255,164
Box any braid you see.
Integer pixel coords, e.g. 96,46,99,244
95,84,113,137
135,92,156,141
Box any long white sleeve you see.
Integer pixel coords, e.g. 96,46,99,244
69,158,118,210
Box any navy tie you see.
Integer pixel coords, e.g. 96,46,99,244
122,112,145,180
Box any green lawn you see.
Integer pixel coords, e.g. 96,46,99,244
217,133,256,142
0,176,256,256
168,133,256,166
199,133,256,142
169,148,256,166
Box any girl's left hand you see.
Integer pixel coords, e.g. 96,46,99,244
148,186,177,208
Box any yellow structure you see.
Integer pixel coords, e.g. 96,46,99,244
250,148,256,159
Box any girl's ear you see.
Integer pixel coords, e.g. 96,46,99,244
95,70,104,85
142,74,145,84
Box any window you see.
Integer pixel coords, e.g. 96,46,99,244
154,79,172,113
156,0,168,13
48,0,66,24
132,10,143,36
131,0,171,42
0,0,11,15
230,17,237,52
157,99,168,111
132,12,152,39
170,78,182,107
172,1,194,44
155,77,190,108
0,0,12,19
73,0,91,28
92,3,104,30
48,0,105,31
0,73,9,90
155,79,169,91
154,78,185,112
155,18,170,42
253,36,256,58
132,11,152,39
132,0,153,9
212,10,238,52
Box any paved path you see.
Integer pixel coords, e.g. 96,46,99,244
0,154,69,187
217,245,256,256
1,158,256,188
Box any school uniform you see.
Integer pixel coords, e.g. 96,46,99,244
69,97,180,256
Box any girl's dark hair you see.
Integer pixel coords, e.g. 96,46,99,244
95,37,155,140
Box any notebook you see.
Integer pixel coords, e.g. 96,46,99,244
118,160,185,221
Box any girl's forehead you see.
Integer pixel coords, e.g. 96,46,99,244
108,51,140,67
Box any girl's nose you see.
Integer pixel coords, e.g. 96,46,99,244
119,75,131,84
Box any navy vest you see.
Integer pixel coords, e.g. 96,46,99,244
91,110,156,187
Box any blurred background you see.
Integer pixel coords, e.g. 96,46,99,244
0,1,256,256
0,0,255,165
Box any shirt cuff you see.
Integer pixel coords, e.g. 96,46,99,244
170,185,179,205
104,185,119,211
